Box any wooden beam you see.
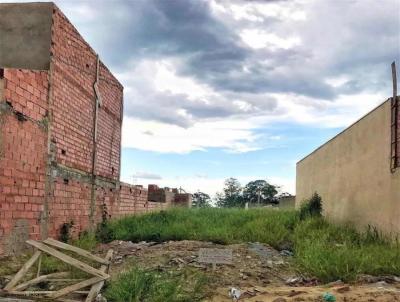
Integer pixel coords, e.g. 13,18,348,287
48,277,104,299
4,251,42,291
43,238,109,265
14,272,69,291
26,240,109,279
85,249,113,302
6,290,53,296
0,298,34,302
36,254,42,278
47,279,85,282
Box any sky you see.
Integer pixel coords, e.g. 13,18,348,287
8,0,400,197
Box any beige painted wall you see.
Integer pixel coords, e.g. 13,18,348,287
296,99,400,235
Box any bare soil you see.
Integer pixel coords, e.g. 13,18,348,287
97,240,400,302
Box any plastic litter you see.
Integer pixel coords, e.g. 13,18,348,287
322,292,336,302
228,287,242,301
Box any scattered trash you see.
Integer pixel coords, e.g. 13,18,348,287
327,279,343,287
285,276,318,286
228,287,242,301
286,277,301,285
335,285,350,293
280,250,293,257
322,292,336,302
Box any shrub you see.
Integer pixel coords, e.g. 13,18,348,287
299,192,322,220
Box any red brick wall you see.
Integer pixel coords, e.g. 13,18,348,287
50,7,122,179
0,69,49,254
43,6,125,238
0,4,169,256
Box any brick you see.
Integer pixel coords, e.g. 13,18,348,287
0,4,173,256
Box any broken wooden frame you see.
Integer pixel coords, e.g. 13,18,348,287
1,239,113,302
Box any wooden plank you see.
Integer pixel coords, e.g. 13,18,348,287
6,290,53,296
85,249,113,302
47,279,84,282
0,298,34,302
36,254,42,278
4,251,42,291
26,240,109,279
14,272,69,291
43,238,109,265
48,277,104,299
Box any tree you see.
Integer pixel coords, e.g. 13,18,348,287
216,178,244,208
192,191,212,208
242,180,279,205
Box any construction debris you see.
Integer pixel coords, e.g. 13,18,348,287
0,239,112,302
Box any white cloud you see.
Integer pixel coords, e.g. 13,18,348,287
121,117,260,153
131,171,162,180
240,29,301,50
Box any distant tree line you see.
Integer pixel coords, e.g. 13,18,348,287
192,177,290,208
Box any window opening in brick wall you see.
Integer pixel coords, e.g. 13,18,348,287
0,68,4,79
63,178,69,185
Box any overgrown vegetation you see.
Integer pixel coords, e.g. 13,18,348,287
105,266,208,302
102,207,298,249
98,203,400,282
294,217,400,281
299,192,322,220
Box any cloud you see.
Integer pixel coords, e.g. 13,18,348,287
131,171,163,180
121,117,262,153
25,0,399,154
118,59,279,128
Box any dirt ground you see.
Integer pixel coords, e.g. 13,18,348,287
97,240,400,302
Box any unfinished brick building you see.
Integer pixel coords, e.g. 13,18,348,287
0,3,190,255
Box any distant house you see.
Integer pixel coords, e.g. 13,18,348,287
296,96,399,235
277,194,295,209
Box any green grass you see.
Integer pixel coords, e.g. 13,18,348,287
101,207,400,282
106,207,298,249
294,217,400,281
104,266,208,302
